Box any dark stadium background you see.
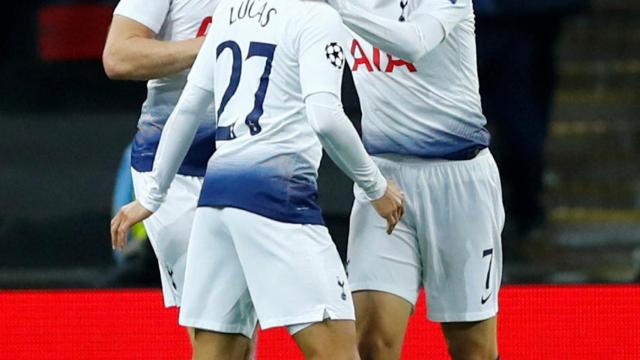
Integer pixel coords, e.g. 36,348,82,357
1,0,639,358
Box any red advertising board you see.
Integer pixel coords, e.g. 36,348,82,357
1,285,638,359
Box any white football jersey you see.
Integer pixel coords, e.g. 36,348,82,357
187,0,348,225
346,0,490,159
114,0,220,176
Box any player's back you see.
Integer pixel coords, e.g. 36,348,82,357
191,0,346,226
209,0,316,155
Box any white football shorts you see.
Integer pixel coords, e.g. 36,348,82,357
131,168,203,308
348,149,504,322
178,207,355,338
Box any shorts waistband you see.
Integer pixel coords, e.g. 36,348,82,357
373,148,491,167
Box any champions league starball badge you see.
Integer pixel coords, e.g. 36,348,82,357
325,42,345,69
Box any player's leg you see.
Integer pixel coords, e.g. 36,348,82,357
223,207,359,359
192,329,252,360
417,150,504,360
346,163,422,360
441,317,498,360
179,207,259,359
352,291,413,360
292,320,359,360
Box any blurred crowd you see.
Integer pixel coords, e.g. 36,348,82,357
474,0,588,259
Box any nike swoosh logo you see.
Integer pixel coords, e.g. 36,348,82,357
481,292,492,305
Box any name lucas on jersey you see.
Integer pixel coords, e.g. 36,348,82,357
229,0,277,27
351,39,417,73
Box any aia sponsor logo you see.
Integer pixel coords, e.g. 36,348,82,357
196,16,213,37
350,39,417,73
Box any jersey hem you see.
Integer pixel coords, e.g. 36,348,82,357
367,143,488,162
196,204,326,226
372,147,492,168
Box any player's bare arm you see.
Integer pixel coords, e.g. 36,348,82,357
103,15,205,80
327,0,449,62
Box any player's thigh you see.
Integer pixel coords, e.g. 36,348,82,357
224,208,354,331
418,151,504,322
347,192,421,306
179,207,258,339
293,319,358,359
192,329,252,360
440,316,498,360
353,290,413,351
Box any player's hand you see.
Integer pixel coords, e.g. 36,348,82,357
371,181,405,234
110,200,153,251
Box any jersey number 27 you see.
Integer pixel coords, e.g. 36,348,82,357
216,41,277,141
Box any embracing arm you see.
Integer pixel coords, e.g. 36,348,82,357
102,15,204,80
305,92,387,201
295,4,404,233
110,28,217,249
110,82,213,249
305,92,404,233
140,82,214,211
328,0,447,63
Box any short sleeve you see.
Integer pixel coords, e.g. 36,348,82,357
114,0,170,34
187,31,217,92
297,6,348,99
413,0,472,37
